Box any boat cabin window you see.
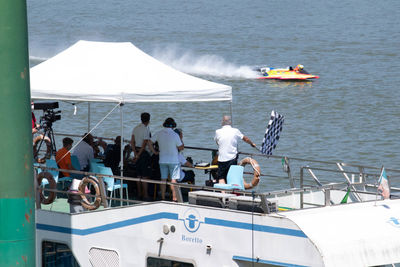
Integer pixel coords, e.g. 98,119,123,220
42,241,80,267
147,256,194,267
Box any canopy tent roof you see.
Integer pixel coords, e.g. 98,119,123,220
30,40,232,103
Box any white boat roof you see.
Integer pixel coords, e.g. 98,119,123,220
30,40,232,103
284,199,400,266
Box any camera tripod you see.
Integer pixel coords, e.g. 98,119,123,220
33,124,57,163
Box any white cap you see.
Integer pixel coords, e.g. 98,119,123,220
70,179,81,191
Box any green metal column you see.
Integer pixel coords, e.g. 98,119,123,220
0,0,35,265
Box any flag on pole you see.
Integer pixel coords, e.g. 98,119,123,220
377,167,390,199
340,187,351,204
260,110,284,155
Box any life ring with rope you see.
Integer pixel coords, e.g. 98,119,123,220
36,171,57,205
33,135,52,163
239,157,261,189
79,176,102,210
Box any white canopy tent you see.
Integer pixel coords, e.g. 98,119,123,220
30,40,232,181
30,40,232,103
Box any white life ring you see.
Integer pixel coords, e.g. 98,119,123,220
33,135,52,163
239,157,261,189
37,172,57,205
79,176,102,210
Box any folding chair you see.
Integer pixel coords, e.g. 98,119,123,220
97,166,128,206
213,165,244,190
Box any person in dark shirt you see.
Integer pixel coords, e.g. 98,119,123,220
103,136,122,175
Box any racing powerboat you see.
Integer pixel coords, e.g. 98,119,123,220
257,64,319,80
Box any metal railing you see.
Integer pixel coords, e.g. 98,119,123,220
35,162,400,215
35,135,400,214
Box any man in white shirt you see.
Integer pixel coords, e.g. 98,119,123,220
151,118,183,201
72,133,94,171
214,115,256,184
131,112,155,200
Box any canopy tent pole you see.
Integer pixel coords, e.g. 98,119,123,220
88,102,91,132
119,103,124,204
120,103,124,175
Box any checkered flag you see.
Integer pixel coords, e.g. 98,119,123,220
260,110,284,155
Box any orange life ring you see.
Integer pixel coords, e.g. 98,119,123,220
37,172,57,204
79,176,101,210
33,135,52,163
239,157,261,189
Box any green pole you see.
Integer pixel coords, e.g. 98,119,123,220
0,0,35,265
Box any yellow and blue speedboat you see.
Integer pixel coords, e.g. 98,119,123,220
257,64,319,80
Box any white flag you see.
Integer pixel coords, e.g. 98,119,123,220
378,167,390,199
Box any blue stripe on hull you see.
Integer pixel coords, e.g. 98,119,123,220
37,212,178,236
37,212,306,238
205,217,307,238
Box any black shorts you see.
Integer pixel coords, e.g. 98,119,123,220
178,170,195,184
136,151,152,177
217,158,238,183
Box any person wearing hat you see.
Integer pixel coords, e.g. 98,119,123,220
151,117,183,201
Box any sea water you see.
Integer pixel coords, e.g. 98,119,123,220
27,0,400,190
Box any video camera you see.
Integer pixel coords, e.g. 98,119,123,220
33,101,61,128
33,101,59,111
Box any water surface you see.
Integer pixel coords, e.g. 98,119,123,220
28,0,400,189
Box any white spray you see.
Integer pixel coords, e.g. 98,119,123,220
152,46,258,79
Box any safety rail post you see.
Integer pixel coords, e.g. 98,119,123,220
260,194,270,214
96,176,109,208
324,188,331,206
283,157,295,188
176,185,183,203
300,167,304,209
0,0,35,264
359,166,366,191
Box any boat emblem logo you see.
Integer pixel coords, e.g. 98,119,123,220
388,217,400,228
182,208,202,233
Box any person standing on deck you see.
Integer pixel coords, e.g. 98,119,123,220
56,137,74,177
131,112,156,200
174,128,195,184
31,113,39,134
151,118,183,201
214,115,256,184
72,133,94,172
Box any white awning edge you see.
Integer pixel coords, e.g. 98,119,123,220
30,40,232,104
